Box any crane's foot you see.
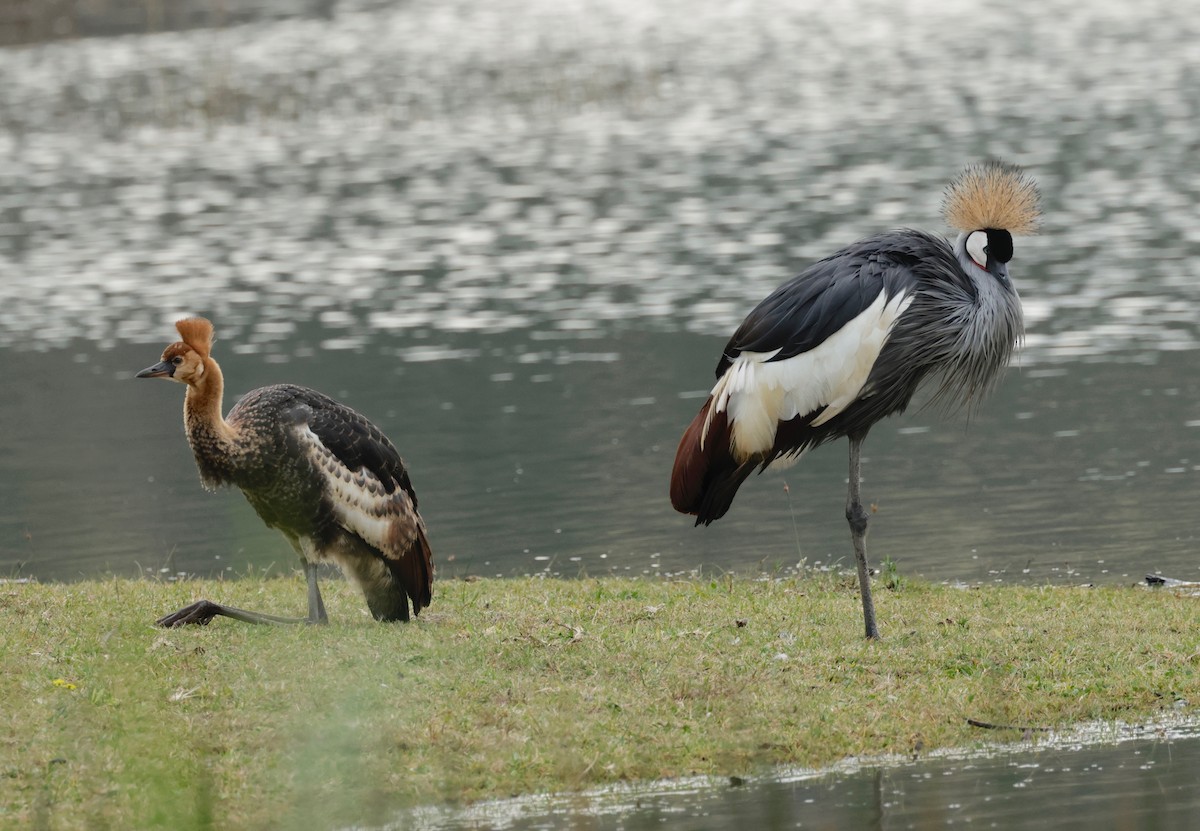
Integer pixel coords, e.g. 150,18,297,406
155,600,314,627
156,600,223,627
863,616,881,640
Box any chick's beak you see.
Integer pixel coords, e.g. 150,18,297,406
136,360,174,379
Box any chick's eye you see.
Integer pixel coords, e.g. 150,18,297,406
171,356,183,366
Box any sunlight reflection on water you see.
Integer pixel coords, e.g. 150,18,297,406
2,0,1199,361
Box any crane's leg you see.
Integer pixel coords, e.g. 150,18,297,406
846,433,880,640
304,560,329,625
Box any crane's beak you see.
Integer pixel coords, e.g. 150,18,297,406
136,360,174,379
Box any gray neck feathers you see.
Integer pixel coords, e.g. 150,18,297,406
932,232,1024,405
878,232,1024,411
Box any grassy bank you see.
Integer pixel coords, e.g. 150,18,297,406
1,573,1197,829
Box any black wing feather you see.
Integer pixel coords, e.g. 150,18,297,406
271,386,418,505
716,230,943,376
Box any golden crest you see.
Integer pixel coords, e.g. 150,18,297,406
942,161,1041,235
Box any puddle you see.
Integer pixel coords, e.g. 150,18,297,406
391,717,1200,830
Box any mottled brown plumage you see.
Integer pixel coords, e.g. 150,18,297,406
137,317,433,626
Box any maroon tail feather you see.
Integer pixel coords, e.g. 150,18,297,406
355,521,434,623
390,523,434,617
670,397,757,525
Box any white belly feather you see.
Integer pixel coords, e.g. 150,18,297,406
703,290,912,463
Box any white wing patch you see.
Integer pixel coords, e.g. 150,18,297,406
705,290,912,462
294,425,421,559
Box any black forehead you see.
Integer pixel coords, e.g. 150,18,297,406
986,229,1014,263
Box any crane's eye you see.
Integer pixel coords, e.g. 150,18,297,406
171,356,184,366
966,230,989,269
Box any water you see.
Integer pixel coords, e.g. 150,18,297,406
2,0,1199,824
2,0,1199,586
5,336,1199,585
403,720,1200,830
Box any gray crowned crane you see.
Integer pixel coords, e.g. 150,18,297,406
670,161,1041,639
137,317,434,627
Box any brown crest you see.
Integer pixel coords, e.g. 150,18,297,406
174,317,215,360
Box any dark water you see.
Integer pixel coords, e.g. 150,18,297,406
5,336,1200,586
2,0,1200,825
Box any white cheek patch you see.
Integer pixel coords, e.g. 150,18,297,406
704,290,912,462
966,230,988,270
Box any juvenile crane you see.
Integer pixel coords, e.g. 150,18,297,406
137,317,433,627
670,161,1041,639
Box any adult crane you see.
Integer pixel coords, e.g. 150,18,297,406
670,161,1040,639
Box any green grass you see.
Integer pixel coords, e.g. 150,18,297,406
1,573,1197,829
